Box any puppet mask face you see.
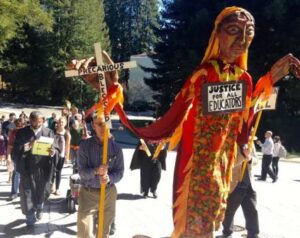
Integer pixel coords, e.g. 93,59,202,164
217,11,255,64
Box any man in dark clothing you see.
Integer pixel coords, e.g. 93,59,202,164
222,147,259,238
130,140,167,198
77,115,124,238
13,111,58,228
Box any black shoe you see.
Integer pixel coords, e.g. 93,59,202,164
247,234,260,238
152,192,157,198
109,222,116,235
272,177,278,183
220,234,232,238
143,192,148,198
25,224,35,234
36,209,43,220
256,177,266,181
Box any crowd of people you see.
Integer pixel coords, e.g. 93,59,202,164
1,5,299,238
0,108,287,238
0,108,168,237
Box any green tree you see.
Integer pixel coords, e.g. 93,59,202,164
1,0,111,108
0,0,52,53
104,0,159,62
48,0,111,107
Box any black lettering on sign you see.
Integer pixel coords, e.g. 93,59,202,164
202,81,246,115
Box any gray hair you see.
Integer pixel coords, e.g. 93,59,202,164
29,111,43,120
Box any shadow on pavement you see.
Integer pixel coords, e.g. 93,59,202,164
117,193,144,200
2,219,28,238
2,219,76,237
45,197,71,214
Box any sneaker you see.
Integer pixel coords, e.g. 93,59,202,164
36,209,43,220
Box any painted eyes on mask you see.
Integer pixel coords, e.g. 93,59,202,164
224,25,255,37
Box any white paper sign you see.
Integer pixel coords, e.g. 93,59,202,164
202,81,246,115
254,87,279,113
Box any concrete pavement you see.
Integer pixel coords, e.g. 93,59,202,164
0,147,300,238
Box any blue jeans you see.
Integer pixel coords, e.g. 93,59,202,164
11,167,20,195
70,149,79,172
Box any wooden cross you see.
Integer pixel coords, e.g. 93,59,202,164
65,42,137,128
65,42,136,238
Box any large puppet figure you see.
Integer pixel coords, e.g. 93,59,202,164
69,6,300,238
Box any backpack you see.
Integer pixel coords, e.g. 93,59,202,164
278,145,287,158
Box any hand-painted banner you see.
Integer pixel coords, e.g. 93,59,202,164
254,87,279,113
202,81,246,115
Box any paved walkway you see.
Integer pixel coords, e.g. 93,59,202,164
1,148,300,238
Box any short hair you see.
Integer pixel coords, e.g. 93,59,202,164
9,113,16,117
266,130,273,136
29,111,43,120
274,136,280,142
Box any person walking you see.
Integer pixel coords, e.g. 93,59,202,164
272,135,284,177
256,131,277,182
130,140,167,198
222,146,259,238
7,118,25,200
13,111,58,229
77,114,124,238
51,116,70,195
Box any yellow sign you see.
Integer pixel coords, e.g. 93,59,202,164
32,136,54,156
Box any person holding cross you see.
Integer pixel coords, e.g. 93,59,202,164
77,113,124,238
67,6,300,237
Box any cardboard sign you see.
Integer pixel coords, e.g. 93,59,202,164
202,81,246,115
254,87,279,113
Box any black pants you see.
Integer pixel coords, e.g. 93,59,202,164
51,156,65,190
272,156,279,176
140,158,162,194
19,166,52,216
222,186,259,237
261,154,276,180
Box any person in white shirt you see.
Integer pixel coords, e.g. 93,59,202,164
256,131,277,182
272,136,281,177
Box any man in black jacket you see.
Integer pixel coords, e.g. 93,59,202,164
13,111,58,229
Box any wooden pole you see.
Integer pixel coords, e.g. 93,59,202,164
239,110,263,182
97,126,108,238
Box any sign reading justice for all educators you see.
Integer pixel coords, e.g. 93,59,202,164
202,81,247,115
